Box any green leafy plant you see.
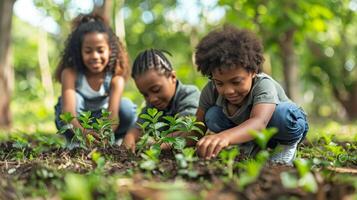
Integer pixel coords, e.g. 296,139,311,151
248,128,277,149
59,109,117,149
175,147,199,178
90,150,106,174
236,150,269,190
219,147,239,179
139,144,161,172
136,108,204,154
281,158,318,193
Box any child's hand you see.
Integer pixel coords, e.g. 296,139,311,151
196,133,229,159
122,133,136,153
160,142,172,150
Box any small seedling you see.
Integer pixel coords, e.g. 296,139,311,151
236,150,269,190
248,128,277,149
281,158,318,193
136,108,204,155
219,147,239,179
175,147,199,178
59,109,118,149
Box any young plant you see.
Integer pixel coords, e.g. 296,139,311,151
280,158,318,193
175,147,199,178
139,144,161,172
59,109,118,149
90,150,106,174
219,147,239,179
136,108,204,154
236,150,269,190
248,128,277,150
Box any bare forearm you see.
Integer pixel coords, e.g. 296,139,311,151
109,113,119,132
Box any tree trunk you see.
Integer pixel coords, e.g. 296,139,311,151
332,82,357,120
114,0,126,45
0,0,15,129
279,29,300,103
37,29,54,108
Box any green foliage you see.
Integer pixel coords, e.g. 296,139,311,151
136,107,204,155
249,128,277,149
175,147,199,178
91,150,106,173
59,109,117,149
61,173,117,200
140,144,161,171
236,151,269,190
219,147,239,179
281,158,318,193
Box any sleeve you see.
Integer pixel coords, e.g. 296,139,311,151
198,81,216,112
252,78,280,105
176,86,201,117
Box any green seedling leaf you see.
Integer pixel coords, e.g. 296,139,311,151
249,128,277,149
162,115,177,126
162,137,176,143
153,122,168,130
299,173,318,193
173,137,186,151
294,158,310,176
101,109,111,118
60,112,75,124
140,114,154,123
175,154,188,168
138,121,150,130
147,107,158,117
140,160,157,171
281,172,298,188
187,136,198,142
293,158,318,193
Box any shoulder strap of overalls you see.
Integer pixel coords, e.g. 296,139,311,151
103,71,112,94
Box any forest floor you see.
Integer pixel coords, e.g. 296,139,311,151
0,132,356,200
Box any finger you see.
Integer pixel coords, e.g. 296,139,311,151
130,144,136,154
206,139,219,159
90,132,101,140
196,141,205,158
212,141,226,158
199,140,211,159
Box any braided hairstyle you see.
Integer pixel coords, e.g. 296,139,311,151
55,13,129,82
131,49,173,79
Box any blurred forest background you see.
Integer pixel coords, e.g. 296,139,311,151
0,0,356,134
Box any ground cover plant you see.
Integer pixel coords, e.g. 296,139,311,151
0,110,357,199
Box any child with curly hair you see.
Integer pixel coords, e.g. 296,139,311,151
123,49,200,153
54,14,137,144
194,26,308,165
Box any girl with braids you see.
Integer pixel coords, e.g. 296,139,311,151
194,26,309,165
123,49,200,153
54,14,137,145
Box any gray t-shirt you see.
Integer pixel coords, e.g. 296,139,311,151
136,80,200,127
199,73,290,125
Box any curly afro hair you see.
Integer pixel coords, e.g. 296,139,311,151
195,25,264,77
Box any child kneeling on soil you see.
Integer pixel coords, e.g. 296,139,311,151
194,26,309,166
123,49,201,153
54,14,137,145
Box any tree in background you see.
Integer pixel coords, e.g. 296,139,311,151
0,0,15,128
305,0,357,119
219,0,333,104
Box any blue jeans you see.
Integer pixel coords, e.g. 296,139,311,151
204,102,309,148
55,95,137,140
